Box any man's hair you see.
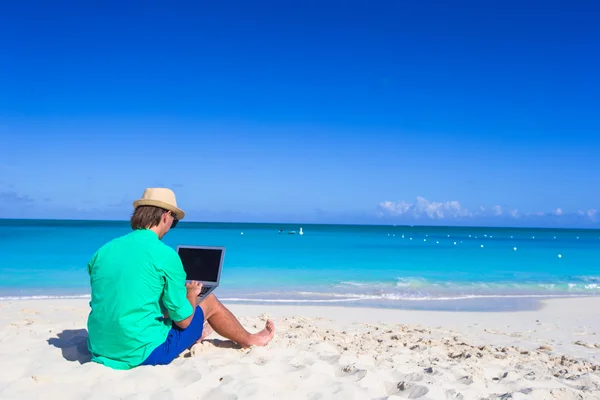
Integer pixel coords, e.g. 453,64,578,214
130,205,167,230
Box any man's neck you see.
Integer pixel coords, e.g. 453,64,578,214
148,227,162,239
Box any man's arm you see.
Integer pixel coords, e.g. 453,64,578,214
170,281,202,329
163,281,202,318
161,252,198,328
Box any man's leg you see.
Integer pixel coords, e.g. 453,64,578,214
198,322,214,342
198,294,275,348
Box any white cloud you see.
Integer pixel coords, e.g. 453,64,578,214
577,209,598,220
377,197,598,224
378,197,471,220
491,205,503,216
483,205,520,218
378,197,521,220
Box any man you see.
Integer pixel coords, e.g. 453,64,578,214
86,188,275,370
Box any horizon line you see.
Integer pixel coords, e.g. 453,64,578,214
1,217,599,231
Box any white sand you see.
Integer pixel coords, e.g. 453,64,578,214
1,297,599,399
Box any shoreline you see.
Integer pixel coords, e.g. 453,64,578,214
2,292,600,313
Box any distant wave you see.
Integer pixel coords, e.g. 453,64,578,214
576,276,600,283
219,277,600,304
220,289,594,304
220,293,591,303
294,291,592,301
335,277,600,293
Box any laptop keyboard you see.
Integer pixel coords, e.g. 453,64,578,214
199,286,211,296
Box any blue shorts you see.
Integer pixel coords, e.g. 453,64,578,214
141,306,205,366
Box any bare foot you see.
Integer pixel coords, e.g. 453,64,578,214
195,323,214,344
248,320,275,347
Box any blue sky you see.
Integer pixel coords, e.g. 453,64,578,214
0,1,598,227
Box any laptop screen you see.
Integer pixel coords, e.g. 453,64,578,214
178,247,223,282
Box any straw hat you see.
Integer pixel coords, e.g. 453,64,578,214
132,188,185,220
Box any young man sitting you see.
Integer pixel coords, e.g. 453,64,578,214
86,188,275,370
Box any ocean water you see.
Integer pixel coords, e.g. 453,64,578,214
1,219,599,311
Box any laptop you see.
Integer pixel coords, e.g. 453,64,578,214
177,245,225,300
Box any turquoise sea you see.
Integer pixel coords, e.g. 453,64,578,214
1,219,599,311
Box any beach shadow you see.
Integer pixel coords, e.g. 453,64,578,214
204,338,242,349
47,329,92,364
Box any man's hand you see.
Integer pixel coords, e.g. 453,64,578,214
186,280,203,300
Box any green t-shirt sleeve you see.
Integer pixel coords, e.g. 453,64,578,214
160,250,194,322
87,251,98,275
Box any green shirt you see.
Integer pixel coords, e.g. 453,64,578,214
86,229,193,370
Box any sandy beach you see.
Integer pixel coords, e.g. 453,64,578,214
1,297,599,399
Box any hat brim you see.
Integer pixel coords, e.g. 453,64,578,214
133,199,185,220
